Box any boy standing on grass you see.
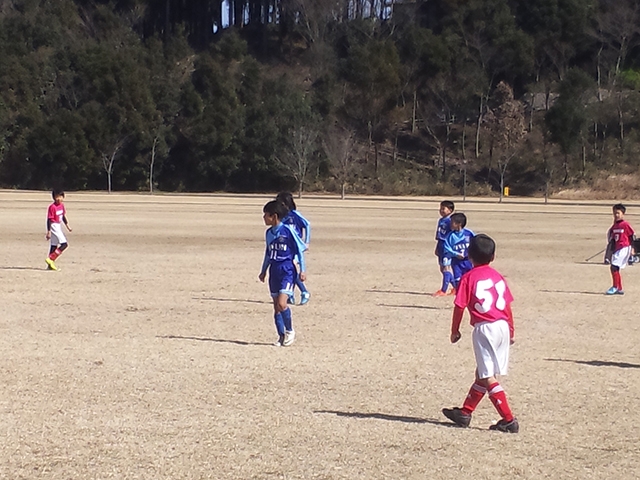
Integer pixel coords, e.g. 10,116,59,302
45,190,72,271
442,234,519,433
606,204,635,295
259,200,308,347
442,212,474,293
433,200,455,296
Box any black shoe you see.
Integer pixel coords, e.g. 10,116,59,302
489,418,519,433
442,407,471,427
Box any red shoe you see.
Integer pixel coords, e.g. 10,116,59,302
432,290,448,297
447,288,457,296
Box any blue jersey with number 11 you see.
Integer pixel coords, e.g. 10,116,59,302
260,223,307,275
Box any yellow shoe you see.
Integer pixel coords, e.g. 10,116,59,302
45,258,58,271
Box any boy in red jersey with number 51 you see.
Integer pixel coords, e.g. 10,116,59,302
606,204,635,295
442,233,519,433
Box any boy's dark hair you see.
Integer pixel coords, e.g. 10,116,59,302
52,189,65,199
468,234,495,265
263,200,289,220
450,212,467,228
613,203,626,214
276,192,296,211
440,200,455,211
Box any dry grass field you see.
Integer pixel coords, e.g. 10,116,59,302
1,190,639,479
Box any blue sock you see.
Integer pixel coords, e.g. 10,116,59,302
281,308,293,331
441,271,453,292
274,312,285,336
295,276,308,293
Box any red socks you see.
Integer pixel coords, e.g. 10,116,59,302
488,382,514,422
49,248,62,261
612,270,622,290
461,382,486,415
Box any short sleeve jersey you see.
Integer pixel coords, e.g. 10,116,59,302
454,264,514,327
608,220,634,251
444,228,474,259
47,203,66,224
261,223,307,274
436,216,451,242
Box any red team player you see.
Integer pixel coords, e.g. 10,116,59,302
45,190,72,271
606,204,635,295
442,233,519,433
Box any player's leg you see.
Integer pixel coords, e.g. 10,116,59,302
294,261,310,305
275,264,296,346
434,258,453,296
473,321,518,432
269,268,287,346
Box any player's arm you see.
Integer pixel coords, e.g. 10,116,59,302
450,306,464,343
296,212,311,245
258,247,269,282
46,218,52,239
63,215,72,232
442,235,457,258
505,303,515,344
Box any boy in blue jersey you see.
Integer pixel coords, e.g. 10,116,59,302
276,192,311,305
442,213,474,291
259,200,308,346
433,200,455,296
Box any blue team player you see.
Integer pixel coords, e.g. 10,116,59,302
433,200,455,296
276,192,311,305
259,200,308,346
442,212,474,292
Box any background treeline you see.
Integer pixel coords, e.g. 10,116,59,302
2,0,640,197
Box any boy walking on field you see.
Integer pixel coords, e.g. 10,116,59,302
259,200,308,346
442,234,519,433
606,204,635,295
45,190,72,271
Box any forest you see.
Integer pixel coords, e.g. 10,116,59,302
1,0,640,197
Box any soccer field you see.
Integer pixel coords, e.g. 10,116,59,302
1,191,639,479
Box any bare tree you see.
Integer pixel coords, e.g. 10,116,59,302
486,82,527,202
278,125,319,198
101,136,128,194
323,127,357,199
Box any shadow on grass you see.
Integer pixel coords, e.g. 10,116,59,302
194,297,270,305
539,289,604,296
377,303,448,310
366,289,430,296
545,358,640,369
314,410,460,428
157,335,273,346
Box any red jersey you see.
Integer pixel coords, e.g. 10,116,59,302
47,202,66,224
454,264,514,330
608,220,634,251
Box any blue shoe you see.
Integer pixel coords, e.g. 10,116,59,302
287,295,295,305
606,287,618,295
615,289,625,295
300,292,310,305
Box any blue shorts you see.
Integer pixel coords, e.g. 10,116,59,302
436,243,450,267
452,259,473,281
268,261,295,297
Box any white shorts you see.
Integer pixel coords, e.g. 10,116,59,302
472,320,510,379
49,223,67,246
611,246,632,269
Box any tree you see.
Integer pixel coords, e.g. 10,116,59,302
323,127,357,199
278,125,319,197
545,69,594,183
486,82,527,201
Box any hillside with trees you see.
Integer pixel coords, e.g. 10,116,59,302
2,0,640,197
